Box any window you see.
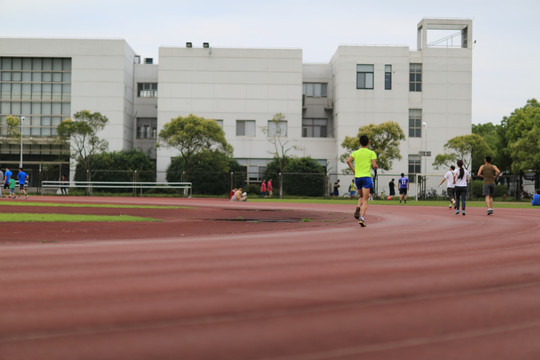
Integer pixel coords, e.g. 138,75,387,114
302,83,327,98
356,64,374,89
268,120,287,137
302,118,328,138
0,56,71,137
408,155,421,182
236,120,255,136
408,109,422,137
385,65,392,90
137,83,157,97
409,63,422,92
214,119,223,128
136,118,157,139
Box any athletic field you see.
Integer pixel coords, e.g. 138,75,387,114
1,196,539,359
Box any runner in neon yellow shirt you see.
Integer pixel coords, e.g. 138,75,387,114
346,135,378,227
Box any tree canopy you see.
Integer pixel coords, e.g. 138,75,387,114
166,149,242,195
341,121,405,172
57,110,109,173
504,99,540,176
4,115,21,138
432,134,493,172
159,114,232,180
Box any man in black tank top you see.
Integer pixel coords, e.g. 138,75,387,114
477,156,501,215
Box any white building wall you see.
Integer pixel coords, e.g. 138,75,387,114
331,46,411,175
0,38,136,152
156,47,304,180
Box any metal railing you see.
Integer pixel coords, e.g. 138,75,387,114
41,180,192,197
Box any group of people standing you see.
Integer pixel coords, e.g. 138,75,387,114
439,156,501,216
0,167,29,200
260,179,273,197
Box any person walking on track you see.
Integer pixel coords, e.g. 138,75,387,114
454,159,470,216
398,173,409,204
346,135,378,227
439,165,456,209
477,155,501,215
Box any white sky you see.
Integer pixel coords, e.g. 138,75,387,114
1,0,539,125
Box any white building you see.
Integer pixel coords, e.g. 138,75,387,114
0,18,472,193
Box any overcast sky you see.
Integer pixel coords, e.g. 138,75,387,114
2,0,539,125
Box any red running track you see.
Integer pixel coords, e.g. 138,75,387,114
1,197,540,360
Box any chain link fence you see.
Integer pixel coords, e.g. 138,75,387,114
34,168,535,201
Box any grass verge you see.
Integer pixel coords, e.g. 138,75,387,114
0,213,161,222
0,201,187,209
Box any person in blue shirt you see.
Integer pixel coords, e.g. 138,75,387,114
532,190,540,206
17,168,29,199
398,173,409,204
3,167,12,198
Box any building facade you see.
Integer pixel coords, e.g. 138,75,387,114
0,18,472,193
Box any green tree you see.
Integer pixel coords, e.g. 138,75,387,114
159,114,232,181
4,115,21,138
57,110,109,175
75,150,156,185
282,157,325,196
166,149,242,195
263,113,300,197
341,121,405,172
505,99,540,185
472,122,511,172
432,134,493,172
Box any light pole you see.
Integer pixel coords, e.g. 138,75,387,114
19,116,25,168
422,122,427,198
422,122,427,175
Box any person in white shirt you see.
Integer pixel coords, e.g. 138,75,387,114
454,160,470,215
439,165,456,209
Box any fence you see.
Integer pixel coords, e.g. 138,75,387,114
41,180,192,197
36,168,534,200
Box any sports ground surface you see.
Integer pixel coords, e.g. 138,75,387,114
1,196,540,359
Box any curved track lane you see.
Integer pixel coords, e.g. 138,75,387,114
1,197,539,359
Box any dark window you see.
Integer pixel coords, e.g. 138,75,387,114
302,83,327,98
408,109,422,137
137,83,157,97
302,118,328,138
385,65,392,90
356,64,374,89
409,63,422,92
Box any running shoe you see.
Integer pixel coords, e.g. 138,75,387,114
354,207,360,219
359,217,366,227
455,210,460,215
462,211,466,216
487,208,493,215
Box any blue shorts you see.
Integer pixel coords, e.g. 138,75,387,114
355,177,373,190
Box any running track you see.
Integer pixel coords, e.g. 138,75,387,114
1,197,540,360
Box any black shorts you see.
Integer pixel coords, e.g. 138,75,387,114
447,187,455,198
482,184,495,197
3,183,8,189
399,188,407,195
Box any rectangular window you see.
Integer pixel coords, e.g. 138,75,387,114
268,120,287,137
385,65,392,90
137,83,158,97
409,63,422,92
302,83,327,98
214,119,223,128
408,155,421,182
136,118,157,139
356,64,374,89
302,118,328,138
408,109,422,137
0,57,71,137
236,120,255,136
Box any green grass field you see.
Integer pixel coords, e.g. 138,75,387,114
0,201,187,209
247,197,537,209
0,213,160,222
